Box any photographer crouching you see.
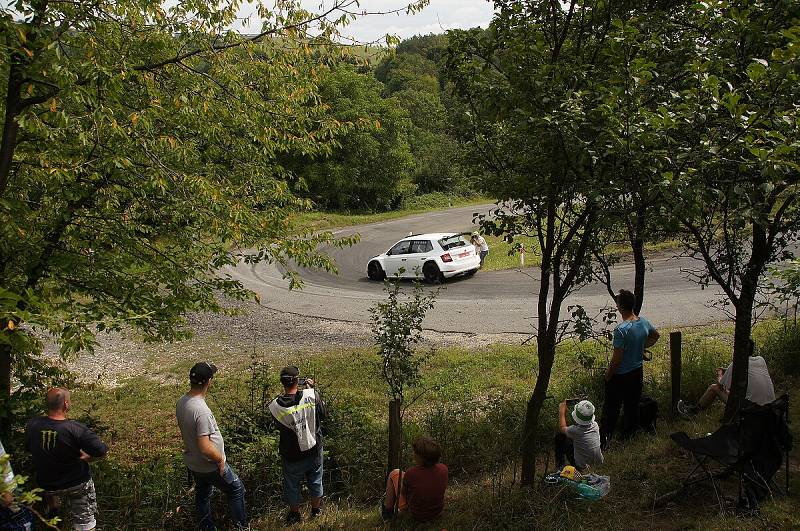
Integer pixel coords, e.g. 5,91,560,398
269,366,327,525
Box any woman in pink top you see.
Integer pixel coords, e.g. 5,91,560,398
382,437,448,522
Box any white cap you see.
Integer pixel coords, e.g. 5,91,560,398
571,400,596,426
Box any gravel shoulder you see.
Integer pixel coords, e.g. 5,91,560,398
46,299,528,386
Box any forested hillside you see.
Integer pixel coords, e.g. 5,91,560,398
292,34,478,212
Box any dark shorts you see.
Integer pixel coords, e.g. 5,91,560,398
282,450,323,505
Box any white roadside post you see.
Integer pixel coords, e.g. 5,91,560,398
519,244,525,268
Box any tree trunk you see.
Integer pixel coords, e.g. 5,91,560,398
723,284,755,422
632,204,647,314
520,252,555,485
0,60,23,198
387,399,402,474
632,236,646,315
520,335,556,484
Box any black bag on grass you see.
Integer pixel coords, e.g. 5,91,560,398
638,396,658,434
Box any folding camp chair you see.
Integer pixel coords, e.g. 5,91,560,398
661,393,791,511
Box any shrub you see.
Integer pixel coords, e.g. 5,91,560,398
757,321,800,384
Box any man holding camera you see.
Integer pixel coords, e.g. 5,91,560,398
269,366,327,525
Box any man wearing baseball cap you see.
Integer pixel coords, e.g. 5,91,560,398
269,366,327,525
554,399,604,471
176,362,247,530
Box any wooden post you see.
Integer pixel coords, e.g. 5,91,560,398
670,331,682,417
387,399,402,474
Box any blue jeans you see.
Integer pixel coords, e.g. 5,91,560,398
281,448,323,506
192,464,247,530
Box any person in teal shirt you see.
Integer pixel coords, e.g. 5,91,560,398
600,289,660,449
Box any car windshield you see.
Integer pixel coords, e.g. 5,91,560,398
438,235,467,251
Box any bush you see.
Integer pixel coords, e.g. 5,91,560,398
757,321,800,384
401,191,472,211
417,394,525,477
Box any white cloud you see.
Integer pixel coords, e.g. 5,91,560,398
233,0,495,43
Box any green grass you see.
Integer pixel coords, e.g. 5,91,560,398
482,235,684,272
294,193,492,231
481,234,542,271
18,321,799,530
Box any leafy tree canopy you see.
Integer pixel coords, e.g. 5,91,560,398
297,66,416,211
0,0,372,397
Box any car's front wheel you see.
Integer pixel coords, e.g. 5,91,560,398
367,261,386,281
422,261,443,284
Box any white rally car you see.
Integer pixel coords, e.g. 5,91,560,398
366,233,481,283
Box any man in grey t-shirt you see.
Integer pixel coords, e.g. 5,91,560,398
176,362,247,530
554,400,604,470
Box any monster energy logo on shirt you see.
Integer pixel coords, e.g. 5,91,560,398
40,430,58,450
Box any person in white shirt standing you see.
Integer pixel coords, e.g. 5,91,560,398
678,340,776,417
471,231,489,268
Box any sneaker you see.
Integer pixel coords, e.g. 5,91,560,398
285,511,302,525
310,507,322,519
677,399,699,418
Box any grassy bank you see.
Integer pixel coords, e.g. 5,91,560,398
10,321,800,530
295,193,492,231
482,235,684,272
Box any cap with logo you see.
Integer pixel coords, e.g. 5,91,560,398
571,400,596,426
189,362,218,385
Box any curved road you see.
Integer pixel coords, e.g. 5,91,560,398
226,204,730,334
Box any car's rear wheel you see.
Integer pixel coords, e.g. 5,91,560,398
464,268,478,277
422,261,443,284
367,261,385,281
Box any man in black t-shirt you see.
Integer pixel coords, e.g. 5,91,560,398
25,388,108,531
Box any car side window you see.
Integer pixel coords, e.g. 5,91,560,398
388,241,411,255
409,240,433,254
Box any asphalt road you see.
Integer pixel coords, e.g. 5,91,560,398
226,204,732,334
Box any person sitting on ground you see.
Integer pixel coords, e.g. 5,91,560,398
678,339,776,417
554,400,604,471
382,436,448,522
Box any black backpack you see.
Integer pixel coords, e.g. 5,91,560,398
638,396,659,434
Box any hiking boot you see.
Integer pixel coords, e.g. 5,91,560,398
677,399,699,418
285,511,302,525
310,507,322,519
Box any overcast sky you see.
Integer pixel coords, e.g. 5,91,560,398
234,0,496,44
